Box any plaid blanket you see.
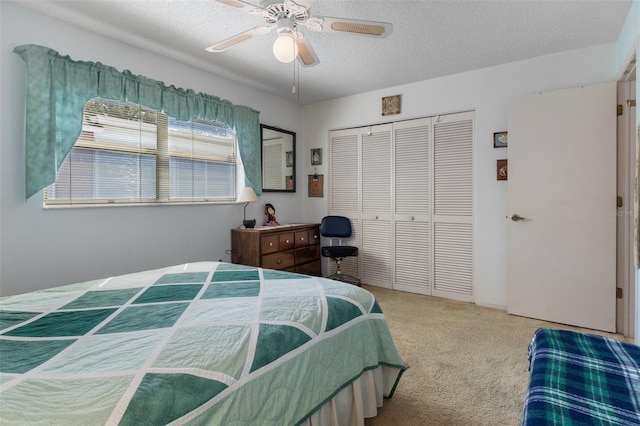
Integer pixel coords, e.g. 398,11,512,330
521,327,640,425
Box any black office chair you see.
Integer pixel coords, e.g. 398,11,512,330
320,216,360,285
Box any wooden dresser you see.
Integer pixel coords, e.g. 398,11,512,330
231,224,321,276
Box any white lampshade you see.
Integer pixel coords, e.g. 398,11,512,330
237,186,258,203
272,33,298,63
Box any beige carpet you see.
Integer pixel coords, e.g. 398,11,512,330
363,285,627,426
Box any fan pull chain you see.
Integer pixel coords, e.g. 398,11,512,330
292,31,297,95
292,59,297,94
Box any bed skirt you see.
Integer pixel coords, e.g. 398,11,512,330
302,365,403,426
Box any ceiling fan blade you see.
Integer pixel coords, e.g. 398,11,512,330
206,26,273,52
215,0,265,16
295,33,319,67
306,16,392,38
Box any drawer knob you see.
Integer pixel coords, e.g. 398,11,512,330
375,215,378,219
285,239,290,244
269,242,273,246
411,216,415,220
300,237,305,241
314,235,318,239
276,259,282,264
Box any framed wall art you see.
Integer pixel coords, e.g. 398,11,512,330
497,159,508,180
382,94,401,116
308,174,324,197
494,131,508,148
311,148,322,166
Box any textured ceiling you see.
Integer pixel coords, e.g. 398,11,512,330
15,0,632,105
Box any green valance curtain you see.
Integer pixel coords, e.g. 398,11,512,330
14,44,262,200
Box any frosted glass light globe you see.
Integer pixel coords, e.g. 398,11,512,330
272,34,298,63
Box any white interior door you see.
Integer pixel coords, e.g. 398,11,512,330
394,118,432,295
507,82,617,332
328,129,360,279
617,79,636,337
360,124,392,288
432,112,475,302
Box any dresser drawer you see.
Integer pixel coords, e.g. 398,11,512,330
262,251,295,270
295,260,321,276
309,228,320,245
295,228,320,247
295,230,310,247
279,232,295,251
296,245,320,265
261,232,294,253
261,234,280,254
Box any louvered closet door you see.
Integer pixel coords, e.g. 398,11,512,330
432,111,474,302
394,118,432,295
360,124,392,288
328,129,360,279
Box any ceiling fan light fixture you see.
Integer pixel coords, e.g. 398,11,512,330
272,32,298,63
209,0,393,68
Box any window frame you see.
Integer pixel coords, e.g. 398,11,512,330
44,97,240,208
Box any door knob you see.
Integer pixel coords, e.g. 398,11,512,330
510,214,526,222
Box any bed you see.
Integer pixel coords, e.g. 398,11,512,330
0,261,405,425
521,327,640,425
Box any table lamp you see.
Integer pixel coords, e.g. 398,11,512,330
237,186,258,228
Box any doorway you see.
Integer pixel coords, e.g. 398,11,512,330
507,82,617,332
617,52,637,338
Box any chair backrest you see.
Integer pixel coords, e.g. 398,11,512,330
320,216,352,238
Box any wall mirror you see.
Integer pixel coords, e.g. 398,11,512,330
261,124,296,192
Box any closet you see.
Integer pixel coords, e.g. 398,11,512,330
328,111,474,302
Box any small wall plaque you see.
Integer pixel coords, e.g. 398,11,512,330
493,131,508,148
311,148,322,166
308,174,324,197
497,159,508,181
382,94,401,116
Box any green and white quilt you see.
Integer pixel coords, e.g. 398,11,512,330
0,262,405,425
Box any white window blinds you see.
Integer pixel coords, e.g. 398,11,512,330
46,98,237,206
168,117,236,201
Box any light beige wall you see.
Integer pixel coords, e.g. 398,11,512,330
302,44,618,309
0,2,303,296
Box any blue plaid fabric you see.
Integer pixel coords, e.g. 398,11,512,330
521,328,640,425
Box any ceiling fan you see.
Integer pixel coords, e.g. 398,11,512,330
206,0,393,66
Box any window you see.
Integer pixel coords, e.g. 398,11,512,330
46,98,237,206
167,117,236,201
